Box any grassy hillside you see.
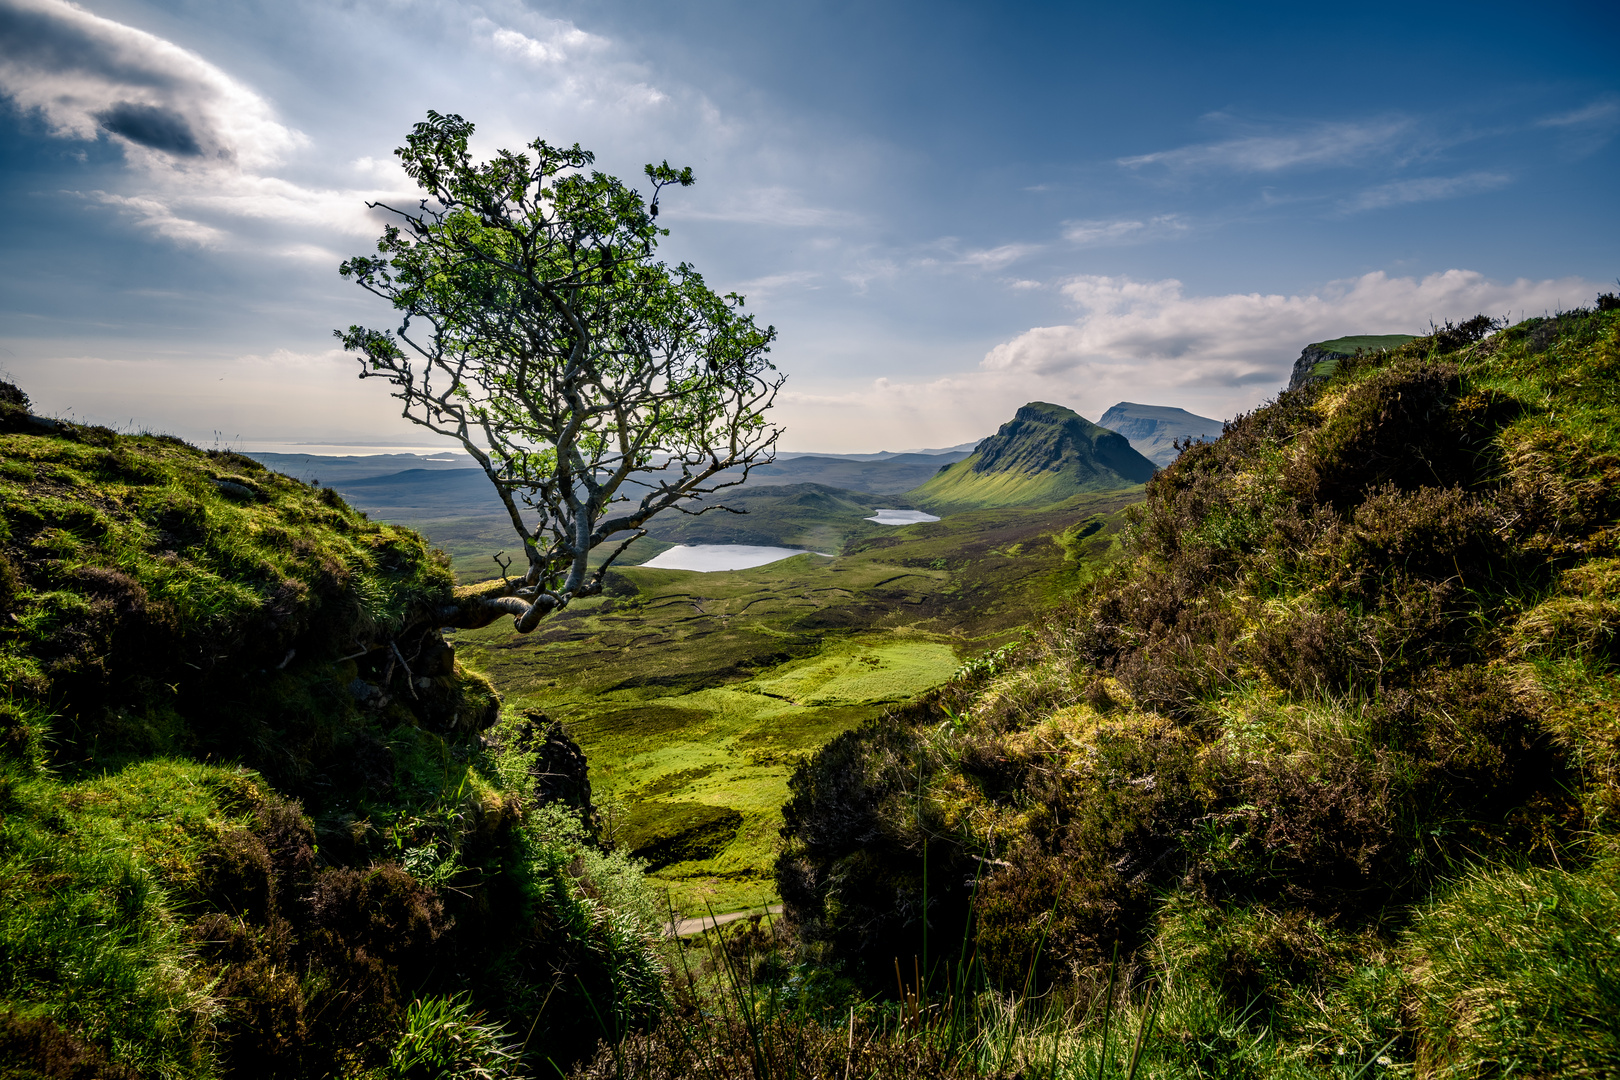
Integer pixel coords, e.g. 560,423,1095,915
1314,333,1418,354
911,401,1155,512
639,482,898,551
752,301,1620,1077
451,489,1140,914
709,452,973,494
0,400,665,1077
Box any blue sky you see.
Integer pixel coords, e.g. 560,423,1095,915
1,0,1615,452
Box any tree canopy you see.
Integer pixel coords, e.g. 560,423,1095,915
337,111,784,631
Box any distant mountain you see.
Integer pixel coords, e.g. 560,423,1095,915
642,483,894,551
1287,334,1416,390
245,451,476,484
774,441,981,462
1097,402,1225,467
330,468,502,518
907,401,1156,512
718,451,973,494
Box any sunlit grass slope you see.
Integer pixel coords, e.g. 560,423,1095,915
909,402,1155,512
452,490,1139,913
0,405,665,1076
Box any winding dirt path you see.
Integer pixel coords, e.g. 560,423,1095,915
669,904,784,937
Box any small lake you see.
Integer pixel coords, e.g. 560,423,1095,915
865,509,940,525
640,544,829,572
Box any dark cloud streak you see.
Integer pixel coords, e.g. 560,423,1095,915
94,101,201,155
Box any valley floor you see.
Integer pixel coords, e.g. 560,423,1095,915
446,491,1136,912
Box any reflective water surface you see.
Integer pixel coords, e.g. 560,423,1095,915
639,544,829,571
865,508,941,525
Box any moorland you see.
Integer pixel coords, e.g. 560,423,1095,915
3,301,1618,1079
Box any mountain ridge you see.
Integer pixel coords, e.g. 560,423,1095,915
1097,401,1225,467
908,401,1155,511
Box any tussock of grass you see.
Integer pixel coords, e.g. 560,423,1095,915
1405,857,1620,1077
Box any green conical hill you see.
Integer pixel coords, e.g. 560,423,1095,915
907,401,1155,512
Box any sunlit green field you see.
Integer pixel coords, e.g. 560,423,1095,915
445,490,1139,914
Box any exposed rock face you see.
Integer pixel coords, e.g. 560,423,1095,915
511,711,595,825
1287,335,1418,391
1288,344,1354,391
1097,402,1225,467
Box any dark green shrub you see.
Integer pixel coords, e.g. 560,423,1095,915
1293,361,1469,505
0,1010,140,1080
1252,603,1369,695
776,714,976,990
976,720,1212,985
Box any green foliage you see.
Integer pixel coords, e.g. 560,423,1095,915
337,111,783,633
1405,856,1620,1077
387,995,519,1080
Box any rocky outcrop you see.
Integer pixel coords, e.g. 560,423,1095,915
1288,344,1354,391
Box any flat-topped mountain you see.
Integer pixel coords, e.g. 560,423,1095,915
1097,401,1225,467
908,401,1156,511
1288,333,1417,390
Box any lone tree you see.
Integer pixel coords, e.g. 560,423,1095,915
337,112,783,632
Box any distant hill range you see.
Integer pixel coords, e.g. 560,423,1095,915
245,450,474,484
1097,402,1225,467
716,451,972,494
908,401,1156,512
1287,334,1417,390
641,483,892,552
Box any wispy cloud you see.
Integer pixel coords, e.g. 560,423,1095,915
91,191,225,246
1062,214,1189,246
1119,118,1410,173
668,185,861,228
728,270,821,299
481,17,607,66
1340,171,1510,212
955,242,1041,270
1538,97,1620,128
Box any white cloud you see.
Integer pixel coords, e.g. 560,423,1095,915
0,0,303,168
486,19,606,67
1120,118,1410,173
776,269,1603,451
92,191,226,246
955,242,1041,270
728,270,821,299
986,269,1590,379
1341,171,1511,212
